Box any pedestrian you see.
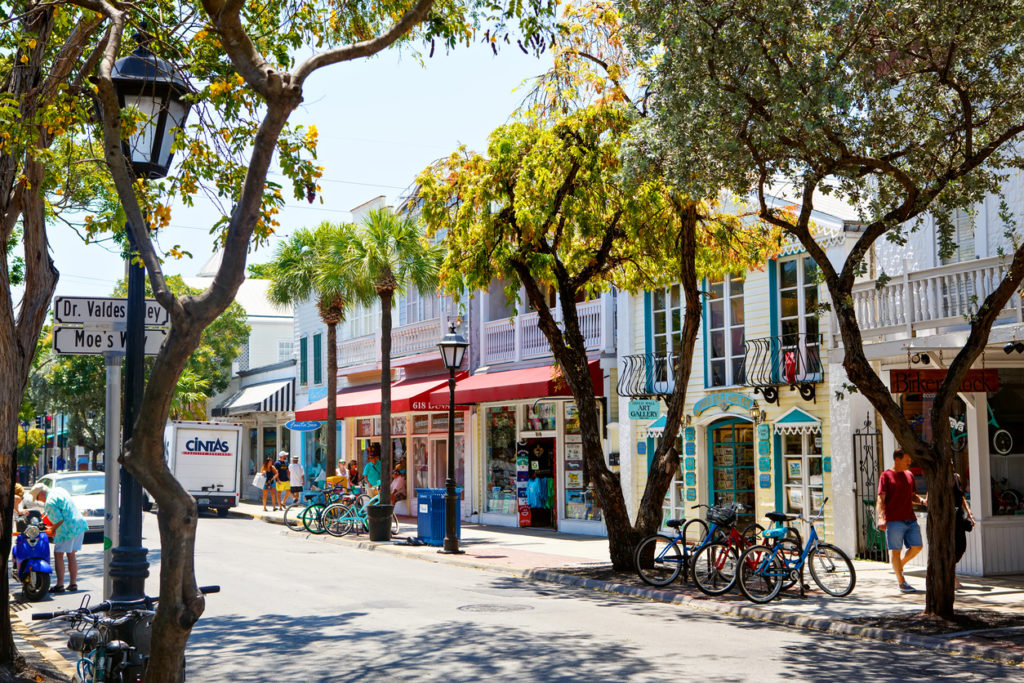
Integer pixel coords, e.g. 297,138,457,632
31,483,87,593
274,451,291,506
876,448,927,593
261,458,279,511
953,470,976,589
347,459,361,489
56,454,65,471
289,455,305,505
363,445,382,494
390,468,407,502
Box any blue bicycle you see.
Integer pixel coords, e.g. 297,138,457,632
736,497,856,603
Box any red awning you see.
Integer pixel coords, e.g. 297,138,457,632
428,361,603,405
294,375,466,421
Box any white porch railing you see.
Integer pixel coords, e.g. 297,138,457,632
392,317,443,357
848,256,1023,341
337,334,377,367
482,299,605,364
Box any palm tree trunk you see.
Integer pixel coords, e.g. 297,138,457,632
326,320,338,476
379,289,393,505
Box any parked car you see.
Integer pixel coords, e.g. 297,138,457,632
26,472,105,533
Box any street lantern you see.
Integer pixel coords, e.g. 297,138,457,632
110,37,193,180
107,35,192,602
437,323,468,554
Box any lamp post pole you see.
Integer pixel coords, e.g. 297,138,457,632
437,323,468,554
110,226,148,601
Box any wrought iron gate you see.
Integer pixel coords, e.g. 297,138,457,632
853,417,887,561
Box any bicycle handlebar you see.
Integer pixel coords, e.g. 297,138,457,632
32,585,220,621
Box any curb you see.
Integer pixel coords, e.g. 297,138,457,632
269,520,1024,667
10,609,76,680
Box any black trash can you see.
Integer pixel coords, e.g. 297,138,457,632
367,504,394,542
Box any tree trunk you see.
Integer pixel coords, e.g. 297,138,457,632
922,453,956,617
379,289,393,505
634,203,701,538
326,320,338,476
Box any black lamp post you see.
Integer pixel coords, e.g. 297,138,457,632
108,37,192,602
437,323,468,554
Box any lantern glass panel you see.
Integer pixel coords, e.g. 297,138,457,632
122,93,163,164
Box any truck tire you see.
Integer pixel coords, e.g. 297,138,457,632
216,507,229,518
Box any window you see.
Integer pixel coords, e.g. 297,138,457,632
278,339,294,363
402,287,441,325
939,208,976,265
652,285,683,390
299,337,308,385
659,434,685,528
782,432,823,517
778,257,820,382
312,333,322,385
707,275,744,387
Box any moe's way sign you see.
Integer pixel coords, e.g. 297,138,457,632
53,326,166,356
890,369,999,394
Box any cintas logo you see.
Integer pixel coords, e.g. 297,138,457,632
185,437,231,454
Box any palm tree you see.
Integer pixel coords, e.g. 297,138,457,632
340,208,441,513
169,369,210,420
266,222,357,476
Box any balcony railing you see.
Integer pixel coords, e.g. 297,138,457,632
849,255,1023,341
618,353,677,398
482,299,605,365
335,316,447,369
742,333,822,404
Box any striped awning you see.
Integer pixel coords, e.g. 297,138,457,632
213,379,294,416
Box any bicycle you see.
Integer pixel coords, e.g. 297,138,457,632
688,503,765,596
283,483,351,532
323,492,400,537
633,504,763,588
32,585,219,681
737,497,856,603
950,404,1012,454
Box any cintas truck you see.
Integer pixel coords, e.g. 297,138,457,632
163,420,243,517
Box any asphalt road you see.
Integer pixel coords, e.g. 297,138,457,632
20,513,1024,682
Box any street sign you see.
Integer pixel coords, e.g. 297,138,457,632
54,296,170,328
53,326,166,356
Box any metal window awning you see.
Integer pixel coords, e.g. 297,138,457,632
646,415,667,438
773,406,822,435
213,379,294,417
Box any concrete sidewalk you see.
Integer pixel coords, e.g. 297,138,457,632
238,501,1024,666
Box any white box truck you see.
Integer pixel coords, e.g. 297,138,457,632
164,420,242,516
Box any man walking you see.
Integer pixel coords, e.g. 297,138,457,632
288,455,305,505
274,451,291,506
363,445,382,494
877,449,927,592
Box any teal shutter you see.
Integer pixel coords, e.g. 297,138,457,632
313,333,322,384
299,337,308,385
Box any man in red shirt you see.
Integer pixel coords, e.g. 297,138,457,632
877,449,927,593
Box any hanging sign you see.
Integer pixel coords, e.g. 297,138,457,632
628,399,661,421
890,369,998,394
285,420,322,432
759,474,772,489
757,424,771,441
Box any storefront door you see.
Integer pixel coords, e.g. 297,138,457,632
523,438,557,529
708,419,755,527
430,438,447,488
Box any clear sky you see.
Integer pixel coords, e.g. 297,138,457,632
46,41,547,299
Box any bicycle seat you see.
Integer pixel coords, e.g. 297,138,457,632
665,519,684,529
105,640,132,654
765,511,796,523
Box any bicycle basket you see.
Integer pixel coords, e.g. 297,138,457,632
706,505,737,527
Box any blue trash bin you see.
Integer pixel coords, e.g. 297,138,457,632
415,488,463,546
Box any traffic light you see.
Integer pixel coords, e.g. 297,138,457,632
44,415,52,429
34,415,43,429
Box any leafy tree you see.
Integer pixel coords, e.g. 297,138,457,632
337,209,441,513
38,0,558,676
15,426,44,467
627,0,1024,616
266,223,360,476
418,1,778,567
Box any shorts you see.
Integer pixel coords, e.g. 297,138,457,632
276,481,289,492
885,519,922,550
290,486,303,494
54,532,84,554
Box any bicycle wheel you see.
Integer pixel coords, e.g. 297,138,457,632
634,535,685,587
807,543,856,597
681,519,709,553
690,541,738,596
769,538,803,591
323,503,352,537
283,504,305,531
737,544,784,604
301,504,326,534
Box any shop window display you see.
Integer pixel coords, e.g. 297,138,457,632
782,432,823,516
988,370,1024,515
486,406,518,514
523,401,557,432
562,402,603,522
